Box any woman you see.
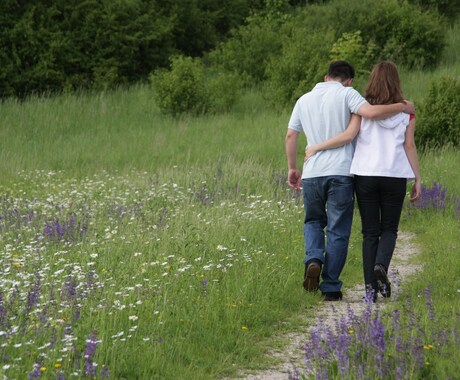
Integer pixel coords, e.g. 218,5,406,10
305,61,421,301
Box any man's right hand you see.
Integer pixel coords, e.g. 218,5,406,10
287,169,302,190
403,100,415,115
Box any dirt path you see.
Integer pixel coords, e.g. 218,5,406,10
228,231,421,380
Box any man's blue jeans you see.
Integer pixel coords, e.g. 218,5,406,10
302,176,354,292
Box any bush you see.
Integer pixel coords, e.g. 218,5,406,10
329,30,377,78
260,0,446,108
150,55,242,116
408,0,460,22
207,12,287,85
416,77,460,148
326,0,446,69
265,29,334,108
151,56,209,116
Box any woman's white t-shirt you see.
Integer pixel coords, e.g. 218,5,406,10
350,112,415,179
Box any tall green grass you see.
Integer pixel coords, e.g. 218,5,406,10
0,88,458,379
400,22,460,104
0,86,290,186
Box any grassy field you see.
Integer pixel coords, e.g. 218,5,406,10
0,20,459,380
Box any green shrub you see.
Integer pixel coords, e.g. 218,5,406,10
326,0,446,69
329,30,376,78
416,77,460,148
265,29,334,108
207,15,286,85
151,56,209,116
408,0,460,22
151,56,242,116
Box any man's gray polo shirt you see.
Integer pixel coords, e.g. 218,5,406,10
288,81,367,179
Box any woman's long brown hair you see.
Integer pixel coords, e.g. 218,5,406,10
364,61,404,105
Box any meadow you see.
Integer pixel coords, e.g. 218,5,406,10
0,24,459,380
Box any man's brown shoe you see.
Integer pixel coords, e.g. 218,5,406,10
303,260,321,291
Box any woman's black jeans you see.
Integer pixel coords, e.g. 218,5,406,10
354,175,407,288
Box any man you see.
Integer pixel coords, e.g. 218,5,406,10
285,61,415,301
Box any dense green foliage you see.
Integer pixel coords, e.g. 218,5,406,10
417,77,460,147
408,0,460,21
206,13,286,85
1,0,447,102
0,0,258,98
204,0,447,109
262,0,446,106
265,30,334,107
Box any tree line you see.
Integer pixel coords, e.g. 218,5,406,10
1,0,459,121
0,0,276,98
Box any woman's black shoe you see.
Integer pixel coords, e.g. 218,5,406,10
374,264,391,298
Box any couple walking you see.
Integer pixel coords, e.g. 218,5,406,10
285,60,421,302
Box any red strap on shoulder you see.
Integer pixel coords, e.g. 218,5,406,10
409,113,415,120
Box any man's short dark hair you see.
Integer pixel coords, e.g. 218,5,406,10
327,61,355,81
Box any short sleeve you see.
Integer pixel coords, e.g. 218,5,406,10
410,113,415,120
287,101,303,132
347,88,367,114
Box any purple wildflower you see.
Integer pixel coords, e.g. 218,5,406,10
346,303,359,326
370,314,386,378
288,365,300,380
413,181,447,210
200,279,208,296
55,219,63,239
44,221,54,240
44,214,88,243
86,271,96,290
63,275,79,304
28,364,42,379
336,317,352,376
100,365,110,378
411,340,425,369
0,292,6,326
26,273,42,313
84,331,98,377
423,287,436,320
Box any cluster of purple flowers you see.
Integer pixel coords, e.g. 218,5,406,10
413,181,447,210
0,262,108,379
43,213,88,243
26,331,109,379
291,287,457,380
0,207,35,234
